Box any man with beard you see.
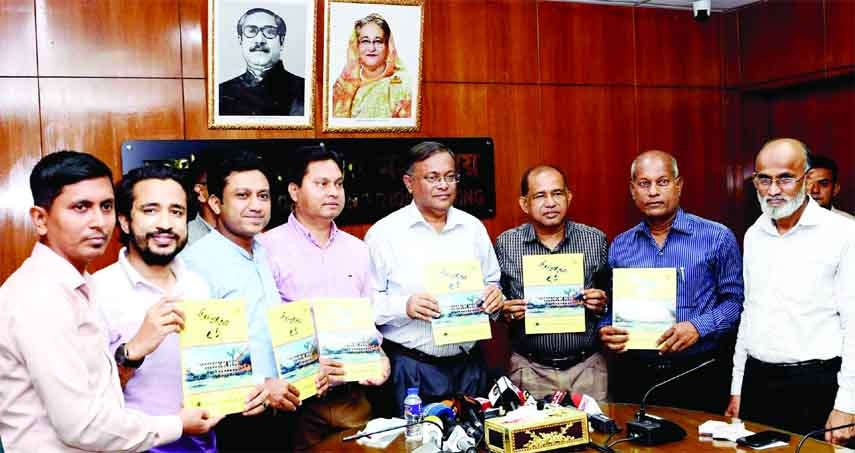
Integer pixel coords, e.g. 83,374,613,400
94,165,268,453
598,150,744,413
218,8,305,116
727,139,855,444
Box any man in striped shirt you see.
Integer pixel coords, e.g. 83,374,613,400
496,165,610,400
598,150,744,413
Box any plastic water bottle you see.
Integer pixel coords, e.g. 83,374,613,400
403,387,423,441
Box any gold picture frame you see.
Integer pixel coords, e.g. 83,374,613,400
322,0,424,132
207,0,317,129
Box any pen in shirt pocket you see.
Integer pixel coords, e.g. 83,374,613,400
679,266,685,282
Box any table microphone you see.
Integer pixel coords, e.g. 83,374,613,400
626,358,716,445
795,422,855,452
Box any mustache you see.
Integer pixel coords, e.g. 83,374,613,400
146,229,178,240
249,43,270,52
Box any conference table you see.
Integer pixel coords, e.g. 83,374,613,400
312,403,846,452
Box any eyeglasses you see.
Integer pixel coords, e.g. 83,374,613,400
242,25,279,39
633,178,677,190
411,173,461,186
752,173,806,189
358,38,386,48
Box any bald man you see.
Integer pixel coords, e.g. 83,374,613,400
599,150,744,413
727,139,855,444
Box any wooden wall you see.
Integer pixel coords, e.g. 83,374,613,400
0,0,740,283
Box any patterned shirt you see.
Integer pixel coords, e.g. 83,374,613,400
599,209,744,358
495,221,610,357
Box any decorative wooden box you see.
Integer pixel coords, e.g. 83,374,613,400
485,406,589,453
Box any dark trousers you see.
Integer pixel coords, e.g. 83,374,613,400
740,356,840,436
384,341,487,416
609,349,731,414
214,409,294,452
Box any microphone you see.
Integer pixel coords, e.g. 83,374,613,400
626,358,716,445
488,377,525,411
795,422,855,452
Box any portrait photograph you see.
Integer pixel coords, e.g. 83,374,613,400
208,0,316,129
323,0,424,132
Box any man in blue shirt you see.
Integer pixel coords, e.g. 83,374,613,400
598,150,744,413
182,151,328,451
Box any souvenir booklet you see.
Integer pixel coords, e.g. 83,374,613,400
179,299,255,416
523,253,585,334
425,259,491,345
267,300,320,401
312,298,383,382
612,268,677,350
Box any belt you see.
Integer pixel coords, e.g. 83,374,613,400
747,355,841,371
522,350,590,370
383,340,469,366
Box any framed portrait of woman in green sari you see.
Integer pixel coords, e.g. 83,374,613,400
323,0,424,132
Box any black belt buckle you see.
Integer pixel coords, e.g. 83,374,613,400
530,351,587,370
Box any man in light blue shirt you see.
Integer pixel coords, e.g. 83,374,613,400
366,141,503,414
182,151,327,451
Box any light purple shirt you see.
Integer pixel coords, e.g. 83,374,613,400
93,249,215,453
259,212,373,301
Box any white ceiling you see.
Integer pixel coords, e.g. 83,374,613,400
551,0,761,13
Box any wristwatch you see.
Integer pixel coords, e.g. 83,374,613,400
114,343,145,369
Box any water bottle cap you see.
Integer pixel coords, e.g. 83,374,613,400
406,387,419,395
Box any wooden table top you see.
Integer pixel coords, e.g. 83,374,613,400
311,402,843,452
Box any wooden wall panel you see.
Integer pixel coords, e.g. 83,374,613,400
424,0,538,83
722,12,741,88
826,0,855,71
739,0,825,86
636,8,722,87
0,0,37,76
35,0,182,77
540,86,638,240
538,2,635,85
180,0,205,78
637,88,731,228
0,79,41,283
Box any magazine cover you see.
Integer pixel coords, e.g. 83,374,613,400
267,300,320,401
312,298,383,382
424,259,491,345
612,268,677,350
522,253,585,334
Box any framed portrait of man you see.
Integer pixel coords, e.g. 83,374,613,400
323,0,424,132
208,0,316,129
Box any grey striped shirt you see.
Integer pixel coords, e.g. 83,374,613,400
495,221,610,358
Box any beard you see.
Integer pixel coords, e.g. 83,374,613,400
757,183,807,220
129,228,187,267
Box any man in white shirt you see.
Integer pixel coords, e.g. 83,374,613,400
727,138,855,444
186,152,219,246
806,154,855,221
365,141,503,414
94,164,268,453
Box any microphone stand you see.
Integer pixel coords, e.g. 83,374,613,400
795,422,855,452
636,358,716,419
342,419,444,442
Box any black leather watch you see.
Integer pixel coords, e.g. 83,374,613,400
114,343,144,369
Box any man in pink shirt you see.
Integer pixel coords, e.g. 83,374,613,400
259,145,390,450
0,151,219,452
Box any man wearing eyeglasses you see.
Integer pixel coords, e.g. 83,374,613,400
218,8,305,116
598,150,744,413
495,165,610,401
365,141,503,414
806,154,855,221
727,139,855,445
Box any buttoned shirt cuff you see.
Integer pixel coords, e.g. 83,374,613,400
152,415,183,447
688,314,715,339
730,370,744,395
834,378,855,413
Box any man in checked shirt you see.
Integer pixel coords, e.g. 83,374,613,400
496,165,610,400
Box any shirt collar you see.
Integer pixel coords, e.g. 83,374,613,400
757,197,822,236
31,242,90,295
633,208,693,238
288,212,338,248
208,228,261,261
116,247,189,290
195,214,214,232
404,200,465,231
520,220,577,244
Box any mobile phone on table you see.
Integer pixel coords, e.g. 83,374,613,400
736,430,791,448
